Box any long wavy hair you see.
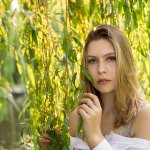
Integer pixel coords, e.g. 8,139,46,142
80,24,145,128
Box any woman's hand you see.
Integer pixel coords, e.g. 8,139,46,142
39,127,62,150
39,132,51,150
77,93,104,149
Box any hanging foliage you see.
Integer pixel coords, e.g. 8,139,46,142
0,0,149,149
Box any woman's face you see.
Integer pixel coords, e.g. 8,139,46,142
86,39,117,94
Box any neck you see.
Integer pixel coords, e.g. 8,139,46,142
100,91,115,115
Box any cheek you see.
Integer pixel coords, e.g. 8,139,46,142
107,62,116,70
87,65,97,75
109,64,117,76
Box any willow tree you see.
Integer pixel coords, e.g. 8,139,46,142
0,0,149,149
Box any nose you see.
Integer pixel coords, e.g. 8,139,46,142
97,61,106,74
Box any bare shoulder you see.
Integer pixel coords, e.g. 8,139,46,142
69,108,80,137
132,102,150,140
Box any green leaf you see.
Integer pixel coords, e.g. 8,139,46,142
138,0,142,11
81,65,94,83
125,6,131,27
77,116,83,134
8,96,20,112
132,11,138,28
31,28,38,46
72,73,77,87
73,36,83,48
114,0,119,10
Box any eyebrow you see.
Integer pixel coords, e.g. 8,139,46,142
87,52,116,58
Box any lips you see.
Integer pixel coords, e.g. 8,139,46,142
97,78,111,84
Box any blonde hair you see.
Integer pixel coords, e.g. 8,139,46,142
81,24,144,128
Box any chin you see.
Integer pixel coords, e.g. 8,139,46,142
96,88,115,94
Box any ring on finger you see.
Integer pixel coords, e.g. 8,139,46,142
87,103,92,108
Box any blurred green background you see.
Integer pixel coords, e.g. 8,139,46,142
0,0,149,149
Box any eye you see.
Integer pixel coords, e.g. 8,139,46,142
107,56,116,62
87,58,98,64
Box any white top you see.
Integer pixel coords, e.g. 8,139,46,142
70,131,150,150
70,101,150,150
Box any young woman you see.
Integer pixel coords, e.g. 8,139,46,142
39,24,150,150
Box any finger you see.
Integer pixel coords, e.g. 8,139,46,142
39,137,50,143
84,93,100,107
78,103,94,115
79,98,96,110
41,133,51,140
77,106,89,120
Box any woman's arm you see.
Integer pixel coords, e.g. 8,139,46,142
131,105,150,140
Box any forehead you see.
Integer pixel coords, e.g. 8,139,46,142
87,39,115,56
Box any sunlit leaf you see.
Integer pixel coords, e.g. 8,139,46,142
81,65,94,83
